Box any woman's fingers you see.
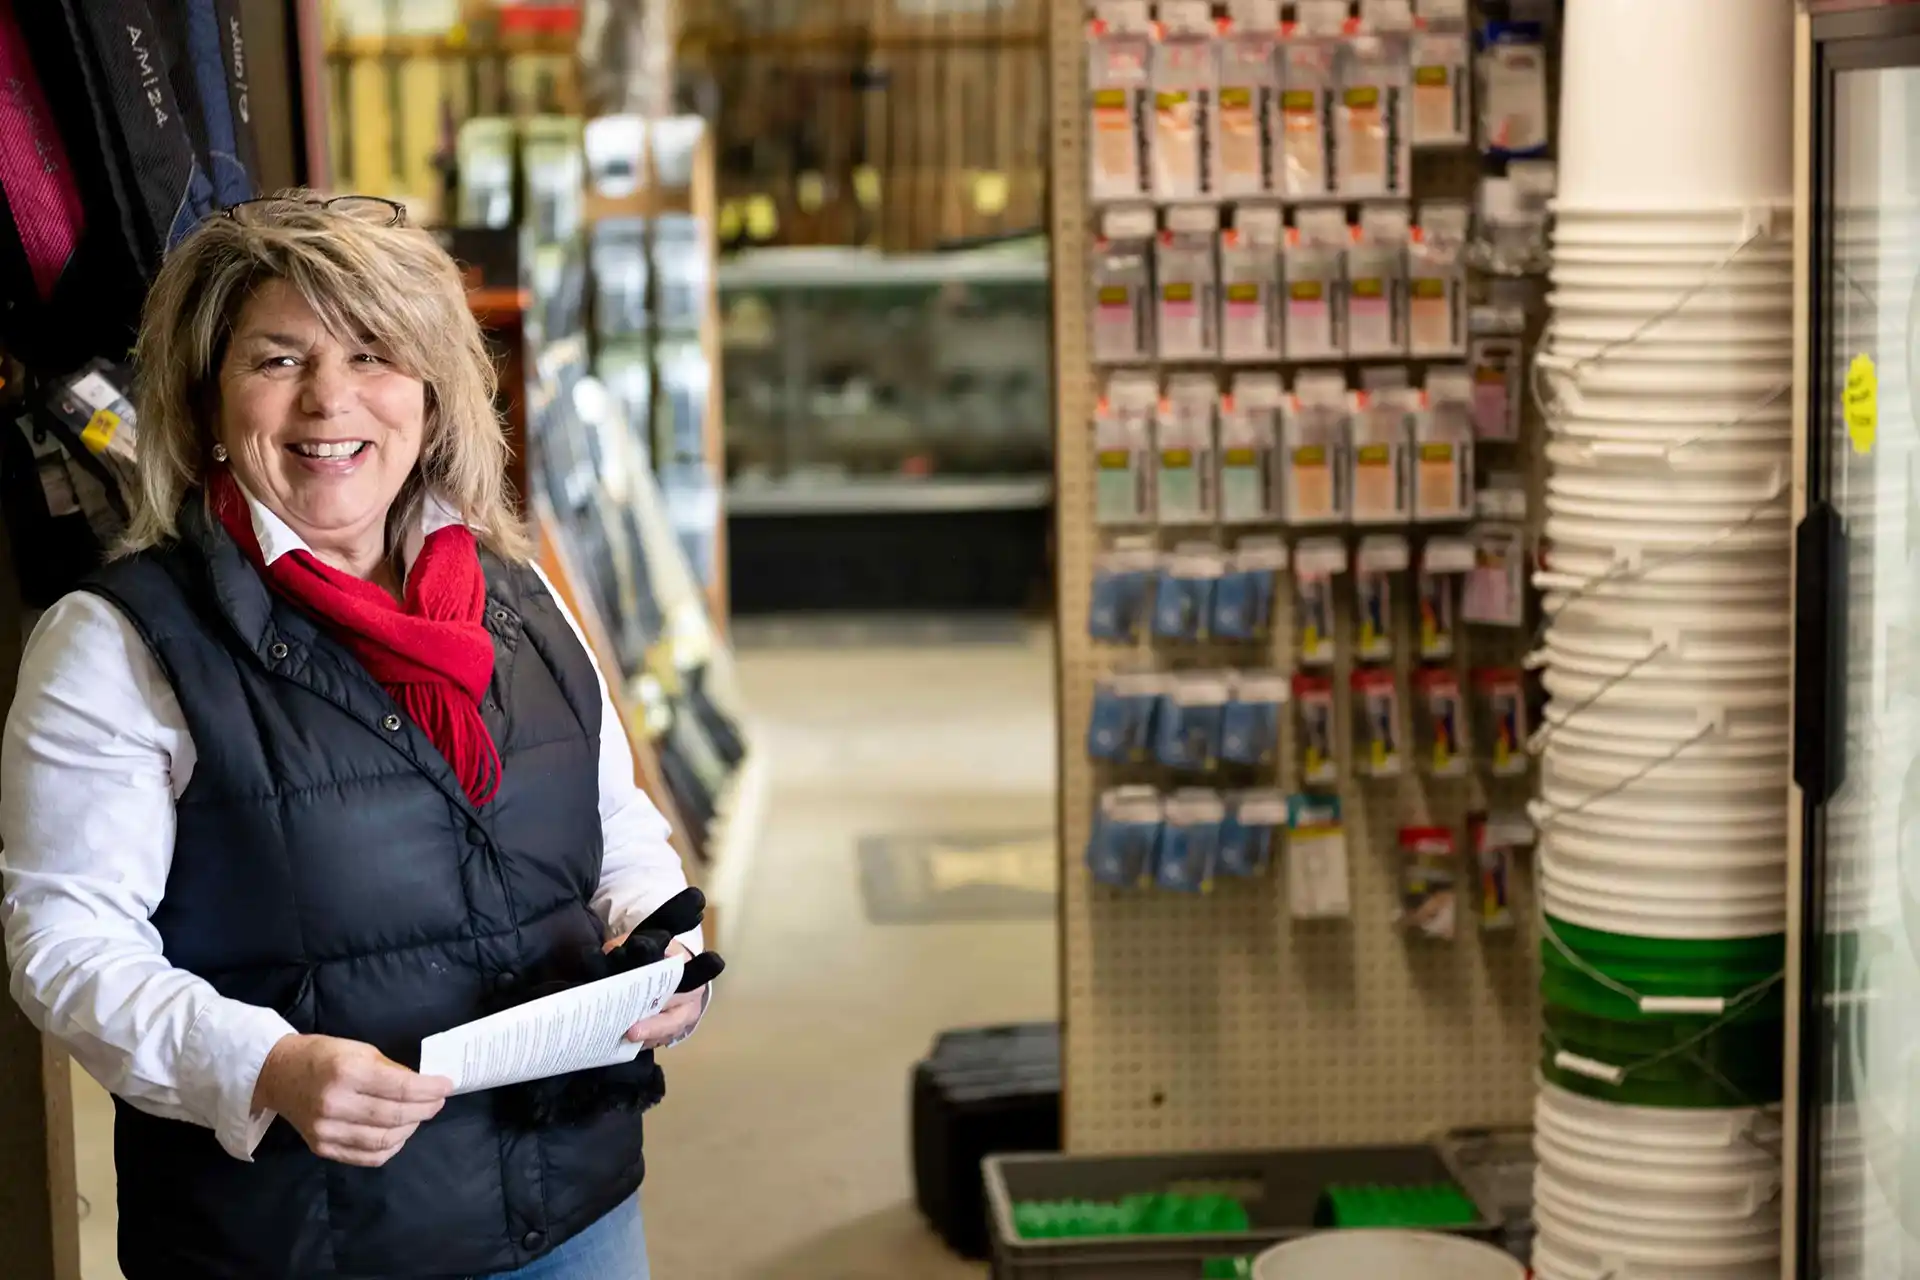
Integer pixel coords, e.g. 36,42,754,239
623,992,702,1045
328,1091,446,1130
311,1117,421,1155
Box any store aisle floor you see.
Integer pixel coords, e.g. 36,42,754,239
67,617,1059,1280
641,618,1060,1279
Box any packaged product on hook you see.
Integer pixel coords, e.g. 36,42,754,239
1088,540,1160,643
1416,537,1474,659
1154,671,1231,772
1157,207,1221,361
1466,336,1523,442
1087,786,1164,888
1220,207,1285,363
1349,390,1414,525
1282,211,1348,360
1469,811,1533,931
1408,203,1470,356
1468,815,1510,930
1474,170,1555,277
1149,1,1217,200
1088,9,1153,203
1293,674,1340,787
1091,212,1157,364
1476,667,1529,778
1414,393,1475,522
1461,523,1526,627
589,218,652,339
1282,371,1352,526
1220,789,1287,878
1355,535,1409,661
1157,789,1227,893
1153,541,1229,644
1219,373,1284,524
1397,826,1457,940
1417,667,1467,778
1296,574,1338,668
1094,372,1158,526
1294,537,1348,667
1086,670,1166,764
1275,15,1341,199
1286,793,1351,918
1214,536,1289,641
1409,0,1471,146
1222,671,1289,768
1478,23,1549,158
1353,667,1403,778
1156,374,1219,524
1216,1,1281,198
1098,671,1152,759
1425,365,1474,450
1347,206,1411,357
1334,34,1411,198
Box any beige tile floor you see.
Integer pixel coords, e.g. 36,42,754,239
70,620,1060,1280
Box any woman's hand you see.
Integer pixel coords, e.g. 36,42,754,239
601,936,706,1049
253,1034,454,1167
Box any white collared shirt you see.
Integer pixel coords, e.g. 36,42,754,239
0,490,704,1161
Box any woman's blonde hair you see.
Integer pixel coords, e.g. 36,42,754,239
123,191,531,562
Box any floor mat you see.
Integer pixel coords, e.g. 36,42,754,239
858,828,1058,924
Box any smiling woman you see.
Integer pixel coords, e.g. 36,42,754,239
125,196,527,574
0,193,719,1280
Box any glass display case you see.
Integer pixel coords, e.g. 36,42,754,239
716,245,1053,517
1797,6,1920,1275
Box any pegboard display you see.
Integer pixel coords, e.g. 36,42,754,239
1050,0,1557,1153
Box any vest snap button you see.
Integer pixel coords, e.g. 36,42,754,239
269,642,289,661
381,714,402,732
493,608,510,623
521,1231,545,1251
467,824,486,846
495,970,519,993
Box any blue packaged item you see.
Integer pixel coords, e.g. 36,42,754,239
1152,543,1228,643
1221,672,1288,767
1218,789,1287,877
1087,673,1165,763
1210,570,1261,642
1087,787,1165,888
1153,673,1230,772
1156,790,1225,892
1088,545,1158,643
1213,536,1290,642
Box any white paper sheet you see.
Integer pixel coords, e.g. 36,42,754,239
418,955,687,1096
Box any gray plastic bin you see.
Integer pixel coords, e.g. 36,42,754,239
983,1143,1503,1280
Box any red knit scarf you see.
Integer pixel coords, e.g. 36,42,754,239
211,471,503,806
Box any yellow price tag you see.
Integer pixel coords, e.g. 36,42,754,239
796,172,825,214
969,170,1010,216
81,408,120,454
853,165,881,209
1845,353,1878,455
718,200,743,241
744,194,779,241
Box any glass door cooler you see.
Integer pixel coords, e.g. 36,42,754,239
1798,4,1920,1276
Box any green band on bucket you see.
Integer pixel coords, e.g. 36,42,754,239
1544,916,1784,965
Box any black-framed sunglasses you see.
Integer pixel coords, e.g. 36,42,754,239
221,195,408,227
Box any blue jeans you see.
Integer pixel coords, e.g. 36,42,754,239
486,1198,649,1280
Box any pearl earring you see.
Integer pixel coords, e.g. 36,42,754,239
212,444,229,463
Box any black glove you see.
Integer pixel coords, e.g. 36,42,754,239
492,889,724,1130
603,887,726,994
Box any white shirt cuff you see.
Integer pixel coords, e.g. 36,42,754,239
179,1003,298,1162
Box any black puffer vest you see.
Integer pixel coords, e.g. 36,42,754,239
83,503,654,1279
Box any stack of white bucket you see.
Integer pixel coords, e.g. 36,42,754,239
1529,4,1795,1279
